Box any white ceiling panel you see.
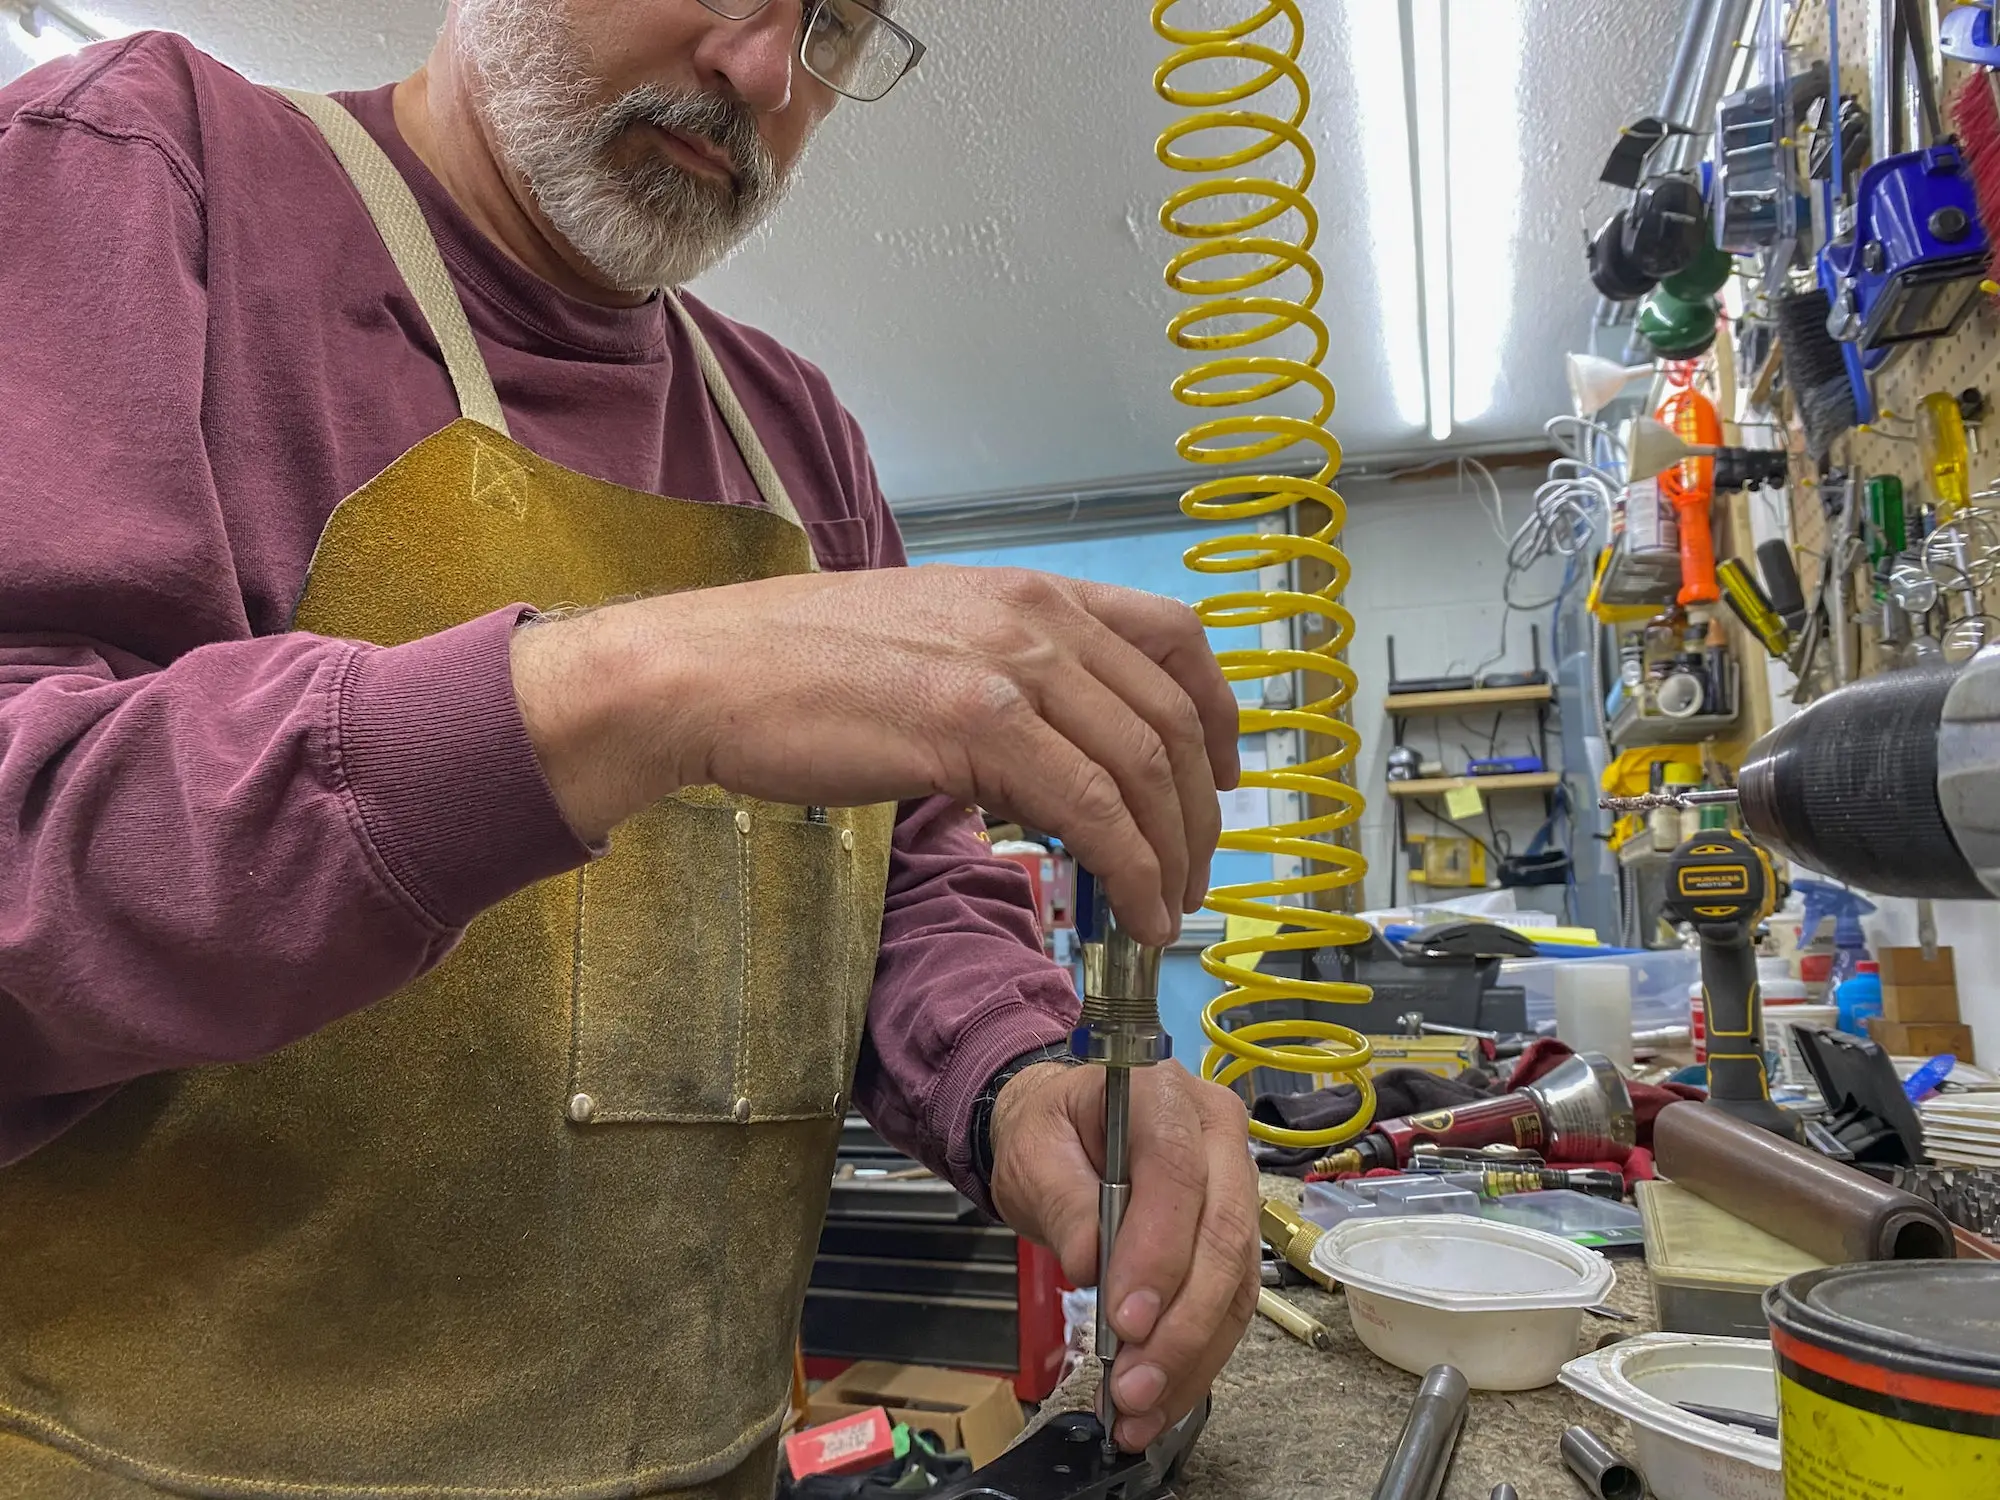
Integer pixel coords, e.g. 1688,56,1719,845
4,0,1687,503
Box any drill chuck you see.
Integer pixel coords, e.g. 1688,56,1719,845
1737,655,1999,900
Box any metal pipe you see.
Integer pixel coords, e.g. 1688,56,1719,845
1873,0,1901,161
1560,1426,1646,1500
1370,1365,1470,1500
1658,0,1717,128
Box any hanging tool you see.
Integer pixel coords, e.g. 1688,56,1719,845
1718,556,1793,656
1656,390,1722,605
1306,1052,1636,1177
1370,1366,1469,1500
1405,1144,1627,1201
1822,0,1991,365
1071,870,1168,1456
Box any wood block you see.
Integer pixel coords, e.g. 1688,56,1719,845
1867,1017,1975,1061
1877,946,1956,987
1882,982,1962,1026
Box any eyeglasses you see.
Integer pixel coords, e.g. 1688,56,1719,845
693,0,925,103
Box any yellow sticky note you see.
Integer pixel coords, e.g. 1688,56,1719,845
1444,782,1485,820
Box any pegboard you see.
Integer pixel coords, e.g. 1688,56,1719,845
1765,0,2000,673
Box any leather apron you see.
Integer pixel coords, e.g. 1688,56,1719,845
0,91,896,1500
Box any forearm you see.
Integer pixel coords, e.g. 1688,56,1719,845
0,609,590,1160
850,797,1080,1212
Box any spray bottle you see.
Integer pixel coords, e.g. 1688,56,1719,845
1795,879,1877,991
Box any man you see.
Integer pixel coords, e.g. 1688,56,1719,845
0,2,1260,1497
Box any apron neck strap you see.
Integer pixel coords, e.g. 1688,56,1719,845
279,91,815,569
279,89,509,437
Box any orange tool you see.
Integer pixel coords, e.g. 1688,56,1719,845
1656,389,1722,606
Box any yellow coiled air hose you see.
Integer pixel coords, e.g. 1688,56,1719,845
1153,0,1375,1149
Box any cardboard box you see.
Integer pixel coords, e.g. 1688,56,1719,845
806,1362,1023,1468
1883,982,1962,1026
1866,1017,1976,1062
1877,946,1956,988
784,1406,896,1480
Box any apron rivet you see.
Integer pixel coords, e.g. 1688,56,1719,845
567,1092,597,1123
733,1096,753,1124
734,810,752,835
831,1091,843,1113
839,829,855,852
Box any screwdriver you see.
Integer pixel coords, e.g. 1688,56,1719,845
1071,870,1170,1458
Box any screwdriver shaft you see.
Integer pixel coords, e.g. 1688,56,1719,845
1097,1065,1132,1455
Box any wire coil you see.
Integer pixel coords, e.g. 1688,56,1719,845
1153,0,1374,1148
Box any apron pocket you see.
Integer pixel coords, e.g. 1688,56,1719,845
569,789,745,1122
741,806,855,1121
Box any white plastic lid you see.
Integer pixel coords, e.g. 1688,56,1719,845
1559,1333,1781,1471
1309,1213,1615,1313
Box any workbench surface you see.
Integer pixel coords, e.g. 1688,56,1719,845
1049,1176,1659,1500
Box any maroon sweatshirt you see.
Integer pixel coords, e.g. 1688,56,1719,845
0,33,1078,1202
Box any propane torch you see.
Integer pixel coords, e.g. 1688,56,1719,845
1071,870,1169,1457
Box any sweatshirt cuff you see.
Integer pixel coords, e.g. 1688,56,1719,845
337,606,595,929
931,995,1078,1219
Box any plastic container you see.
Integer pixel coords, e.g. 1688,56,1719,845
1482,1189,1644,1249
1309,1214,1614,1390
1767,1263,2000,1498
1555,963,1635,1069
1835,960,1883,1036
1636,1180,1822,1338
1559,1334,1781,1500
1301,1176,1478,1230
1506,947,1700,1033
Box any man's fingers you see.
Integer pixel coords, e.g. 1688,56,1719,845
1099,1067,1206,1352
1064,627,1223,916
972,707,1174,945
1069,581,1241,796
987,1066,1102,1286
1032,664,1190,933
1109,1080,1259,1443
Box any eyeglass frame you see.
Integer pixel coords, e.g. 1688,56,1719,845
693,0,925,102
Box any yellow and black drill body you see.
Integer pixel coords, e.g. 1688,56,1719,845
1665,831,1801,1140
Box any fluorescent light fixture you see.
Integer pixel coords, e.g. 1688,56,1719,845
1339,2,1426,429
1444,0,1523,428
1406,0,1452,442
6,2,111,64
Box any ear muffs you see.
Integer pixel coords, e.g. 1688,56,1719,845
1622,174,1706,280
1589,209,1658,301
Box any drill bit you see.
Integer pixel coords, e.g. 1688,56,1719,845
1071,871,1167,1459
1598,787,1740,815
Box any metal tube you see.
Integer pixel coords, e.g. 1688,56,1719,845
1095,1066,1131,1452
1370,1365,1470,1500
1873,0,1901,161
1560,1426,1646,1500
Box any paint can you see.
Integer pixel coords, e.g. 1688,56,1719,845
1764,1263,2000,1498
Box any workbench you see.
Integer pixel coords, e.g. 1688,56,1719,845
1044,1176,1660,1500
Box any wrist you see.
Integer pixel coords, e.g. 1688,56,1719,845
974,1045,1080,1196
509,599,711,841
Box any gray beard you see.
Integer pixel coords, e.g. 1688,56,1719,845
454,0,788,291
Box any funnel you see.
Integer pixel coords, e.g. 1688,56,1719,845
1623,415,1712,482
1565,353,1651,417
1524,1052,1636,1161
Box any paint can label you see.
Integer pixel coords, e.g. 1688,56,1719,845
1777,1366,2000,1498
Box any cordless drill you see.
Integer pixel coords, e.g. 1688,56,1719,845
1663,831,1801,1141
1070,871,1168,1456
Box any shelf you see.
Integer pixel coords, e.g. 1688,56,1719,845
1383,683,1554,714
1609,697,1739,748
1385,771,1561,797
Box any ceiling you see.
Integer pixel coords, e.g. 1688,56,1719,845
4,1,1687,505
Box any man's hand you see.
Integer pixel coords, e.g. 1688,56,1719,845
509,565,1239,945
988,1060,1259,1451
